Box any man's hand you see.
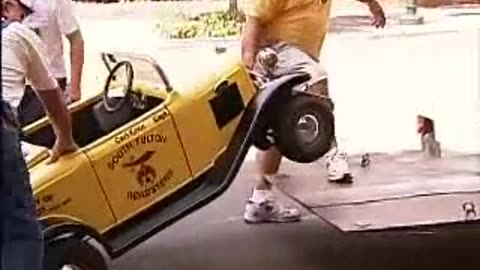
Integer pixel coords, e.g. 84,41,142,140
68,86,81,103
243,51,257,70
367,0,386,28
47,137,78,164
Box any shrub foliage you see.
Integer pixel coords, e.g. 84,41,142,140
159,10,246,39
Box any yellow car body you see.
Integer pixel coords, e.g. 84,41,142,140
21,49,321,269
28,53,253,230
23,50,256,241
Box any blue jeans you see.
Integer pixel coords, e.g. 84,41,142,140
1,125,43,270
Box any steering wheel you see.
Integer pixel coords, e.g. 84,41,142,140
103,60,134,112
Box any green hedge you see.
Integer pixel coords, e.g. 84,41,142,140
157,10,245,39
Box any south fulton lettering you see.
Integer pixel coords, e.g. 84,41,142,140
108,133,167,170
127,169,173,200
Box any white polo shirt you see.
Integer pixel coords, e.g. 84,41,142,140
2,22,58,110
23,0,80,79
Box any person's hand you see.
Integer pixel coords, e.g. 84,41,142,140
66,84,81,103
47,137,78,164
69,92,81,103
68,89,81,103
242,50,257,70
244,57,255,70
368,0,386,28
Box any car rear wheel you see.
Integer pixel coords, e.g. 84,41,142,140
44,238,107,270
274,94,335,163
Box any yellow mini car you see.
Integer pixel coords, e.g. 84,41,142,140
22,50,335,270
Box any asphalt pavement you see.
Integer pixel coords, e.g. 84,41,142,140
110,162,480,270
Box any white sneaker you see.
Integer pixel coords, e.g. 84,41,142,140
324,148,353,184
244,189,301,224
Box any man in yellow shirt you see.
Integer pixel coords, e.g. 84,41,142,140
242,0,386,223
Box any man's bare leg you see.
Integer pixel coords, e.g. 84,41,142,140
308,71,353,184
255,147,282,189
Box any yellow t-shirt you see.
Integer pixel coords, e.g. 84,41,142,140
243,0,332,59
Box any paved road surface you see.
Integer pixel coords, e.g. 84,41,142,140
109,162,480,270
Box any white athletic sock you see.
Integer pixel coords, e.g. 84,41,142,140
250,188,274,203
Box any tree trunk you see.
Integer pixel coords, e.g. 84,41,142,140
229,0,238,14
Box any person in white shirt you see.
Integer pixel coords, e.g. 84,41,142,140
1,2,77,268
4,0,85,126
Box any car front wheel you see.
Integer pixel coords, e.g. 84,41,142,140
274,94,335,163
44,238,108,270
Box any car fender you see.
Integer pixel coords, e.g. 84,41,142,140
40,215,112,257
248,72,311,149
253,72,311,113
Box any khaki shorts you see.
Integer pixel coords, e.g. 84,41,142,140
253,42,330,98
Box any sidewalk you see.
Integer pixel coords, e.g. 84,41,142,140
329,6,480,38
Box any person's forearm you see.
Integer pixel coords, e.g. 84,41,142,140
37,88,74,140
68,31,84,97
241,17,263,69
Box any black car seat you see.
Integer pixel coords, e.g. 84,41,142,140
93,97,135,134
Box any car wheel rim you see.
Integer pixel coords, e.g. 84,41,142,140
296,114,320,144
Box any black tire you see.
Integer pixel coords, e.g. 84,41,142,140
252,119,274,150
252,134,273,151
274,94,335,163
44,238,108,270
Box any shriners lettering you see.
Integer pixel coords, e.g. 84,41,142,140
108,133,167,170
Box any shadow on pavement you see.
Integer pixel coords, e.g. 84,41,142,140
325,225,480,270
114,218,480,270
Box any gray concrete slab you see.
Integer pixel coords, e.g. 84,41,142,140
273,152,480,231
275,152,480,206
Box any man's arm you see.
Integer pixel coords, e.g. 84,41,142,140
57,0,84,102
20,24,78,162
65,30,84,102
241,0,281,68
241,16,263,69
36,88,74,147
